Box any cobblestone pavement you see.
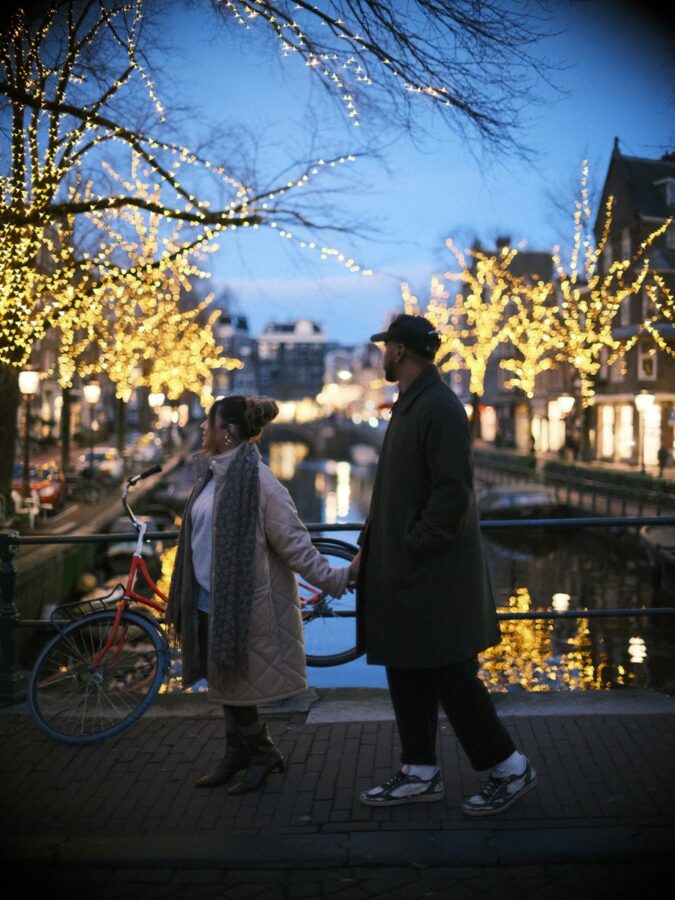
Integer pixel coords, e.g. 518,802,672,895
2,692,674,898
16,861,669,899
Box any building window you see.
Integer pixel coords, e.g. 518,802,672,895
602,242,613,271
547,400,564,452
609,358,625,382
621,227,631,259
620,296,631,326
666,221,675,249
599,405,615,459
644,403,662,466
641,287,652,320
617,405,634,460
637,340,657,381
665,180,675,206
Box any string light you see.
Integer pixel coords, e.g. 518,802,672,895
403,240,523,398
551,162,672,406
1,3,373,377
400,163,672,409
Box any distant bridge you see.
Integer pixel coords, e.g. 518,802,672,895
260,418,384,462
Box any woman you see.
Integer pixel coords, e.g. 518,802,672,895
167,395,353,794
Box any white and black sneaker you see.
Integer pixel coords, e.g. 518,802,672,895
360,769,444,807
462,759,537,816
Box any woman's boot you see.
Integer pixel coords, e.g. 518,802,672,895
194,732,250,787
227,724,285,794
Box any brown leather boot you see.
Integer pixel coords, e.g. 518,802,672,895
194,733,250,787
226,724,285,794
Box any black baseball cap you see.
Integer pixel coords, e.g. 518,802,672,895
370,313,441,360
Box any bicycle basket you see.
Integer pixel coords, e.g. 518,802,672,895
50,585,126,623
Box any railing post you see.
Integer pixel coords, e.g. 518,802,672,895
0,531,26,703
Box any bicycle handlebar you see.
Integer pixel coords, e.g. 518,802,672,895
126,464,163,487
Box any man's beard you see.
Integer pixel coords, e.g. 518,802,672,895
383,361,396,382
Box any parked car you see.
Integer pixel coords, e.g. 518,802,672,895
77,446,125,482
128,432,164,466
12,460,66,513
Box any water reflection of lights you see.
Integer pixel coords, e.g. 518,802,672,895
480,587,621,692
552,592,571,611
336,461,351,518
325,491,337,523
269,442,310,481
628,636,647,664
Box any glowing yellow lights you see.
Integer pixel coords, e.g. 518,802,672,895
404,241,523,398
551,163,672,406
1,0,376,384
480,588,611,692
402,163,673,410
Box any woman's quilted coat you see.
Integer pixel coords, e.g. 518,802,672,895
167,449,350,705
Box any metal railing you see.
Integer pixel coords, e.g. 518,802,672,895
2,515,675,702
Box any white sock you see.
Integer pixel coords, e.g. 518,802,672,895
405,764,438,780
492,751,526,778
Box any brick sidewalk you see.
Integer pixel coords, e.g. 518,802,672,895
1,695,674,897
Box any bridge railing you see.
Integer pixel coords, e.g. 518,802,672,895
2,514,675,702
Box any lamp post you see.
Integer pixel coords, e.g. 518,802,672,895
148,391,165,430
82,382,101,475
634,391,655,474
18,370,40,497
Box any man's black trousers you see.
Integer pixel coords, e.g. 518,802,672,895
386,658,515,771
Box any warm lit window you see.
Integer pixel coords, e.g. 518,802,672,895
638,340,657,380
599,405,615,459
617,405,634,460
609,358,625,382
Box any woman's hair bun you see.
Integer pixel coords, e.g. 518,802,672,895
243,396,279,439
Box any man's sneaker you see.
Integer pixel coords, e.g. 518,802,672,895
360,769,444,807
462,760,537,816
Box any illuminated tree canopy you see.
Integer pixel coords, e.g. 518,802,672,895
550,161,672,406
403,240,522,398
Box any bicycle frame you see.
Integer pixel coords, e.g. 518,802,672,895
91,467,168,666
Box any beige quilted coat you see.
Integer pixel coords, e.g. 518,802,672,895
167,447,350,705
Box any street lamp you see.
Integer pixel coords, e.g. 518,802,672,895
148,391,165,429
18,370,40,497
83,382,101,475
634,391,655,473
557,394,575,416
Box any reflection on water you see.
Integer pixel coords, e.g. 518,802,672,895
157,453,675,693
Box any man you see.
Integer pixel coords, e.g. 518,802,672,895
351,313,536,816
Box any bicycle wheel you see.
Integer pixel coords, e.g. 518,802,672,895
28,610,167,744
301,538,361,667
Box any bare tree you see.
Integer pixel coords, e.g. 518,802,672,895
0,0,361,497
208,0,557,152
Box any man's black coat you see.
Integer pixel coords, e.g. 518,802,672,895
357,365,500,668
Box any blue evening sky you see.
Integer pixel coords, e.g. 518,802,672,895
161,1,674,344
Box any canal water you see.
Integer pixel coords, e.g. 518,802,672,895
151,447,674,694
267,448,675,694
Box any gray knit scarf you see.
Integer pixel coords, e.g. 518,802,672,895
210,441,260,686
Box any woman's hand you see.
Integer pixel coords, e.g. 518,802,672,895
348,550,361,586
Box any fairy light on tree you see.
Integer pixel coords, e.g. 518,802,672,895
0,1,374,500
403,240,521,436
55,157,243,412
216,1,556,151
548,161,671,457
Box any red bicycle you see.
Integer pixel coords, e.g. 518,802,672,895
27,465,171,744
27,465,360,744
